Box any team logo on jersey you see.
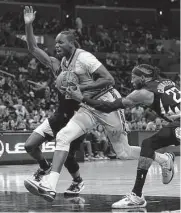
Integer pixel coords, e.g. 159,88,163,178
175,127,181,139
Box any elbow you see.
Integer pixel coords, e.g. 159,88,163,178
107,76,115,86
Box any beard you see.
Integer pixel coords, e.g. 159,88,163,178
133,80,145,90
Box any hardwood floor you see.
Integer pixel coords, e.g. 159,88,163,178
0,157,180,212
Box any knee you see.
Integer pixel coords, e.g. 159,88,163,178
140,138,154,158
55,121,83,152
55,129,71,152
64,155,79,174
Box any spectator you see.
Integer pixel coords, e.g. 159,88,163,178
131,106,144,121
83,132,94,161
13,98,29,120
156,42,164,54
75,16,83,35
155,117,162,130
146,121,156,131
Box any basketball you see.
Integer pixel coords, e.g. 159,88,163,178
56,71,79,92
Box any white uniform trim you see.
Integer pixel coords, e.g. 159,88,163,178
34,118,54,138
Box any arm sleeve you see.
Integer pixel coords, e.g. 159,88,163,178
82,97,124,113
78,52,102,74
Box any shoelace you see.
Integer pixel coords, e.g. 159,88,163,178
124,193,142,204
124,193,133,201
68,182,79,191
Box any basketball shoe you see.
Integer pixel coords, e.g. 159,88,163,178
64,178,84,195
160,152,175,184
112,193,147,209
24,163,52,196
25,175,56,202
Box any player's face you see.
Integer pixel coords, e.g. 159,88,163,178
131,73,145,89
55,34,72,58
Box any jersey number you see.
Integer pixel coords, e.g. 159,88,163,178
165,87,181,103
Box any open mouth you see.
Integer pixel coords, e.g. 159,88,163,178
56,51,62,55
56,49,63,55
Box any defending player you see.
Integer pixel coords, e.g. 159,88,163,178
23,7,143,201
67,64,180,208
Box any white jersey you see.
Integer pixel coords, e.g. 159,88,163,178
61,48,103,97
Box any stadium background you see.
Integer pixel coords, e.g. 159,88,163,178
0,0,180,163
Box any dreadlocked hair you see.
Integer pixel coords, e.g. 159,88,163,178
132,64,160,80
60,30,81,48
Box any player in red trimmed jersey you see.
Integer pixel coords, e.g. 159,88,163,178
67,64,180,208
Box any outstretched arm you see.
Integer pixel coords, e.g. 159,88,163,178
24,6,54,68
67,86,154,113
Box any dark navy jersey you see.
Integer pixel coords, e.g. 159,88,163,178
143,79,181,116
51,60,80,118
57,92,79,117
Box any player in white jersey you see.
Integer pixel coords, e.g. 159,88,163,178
23,8,142,201
23,6,137,197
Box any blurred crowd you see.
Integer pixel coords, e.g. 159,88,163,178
0,10,179,55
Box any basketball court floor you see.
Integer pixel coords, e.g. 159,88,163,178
0,157,180,212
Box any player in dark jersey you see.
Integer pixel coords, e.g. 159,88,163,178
67,64,180,208
23,6,85,195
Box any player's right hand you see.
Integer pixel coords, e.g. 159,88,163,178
66,84,84,103
24,6,36,24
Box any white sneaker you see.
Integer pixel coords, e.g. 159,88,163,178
37,176,56,202
112,193,147,209
161,152,175,184
24,178,41,196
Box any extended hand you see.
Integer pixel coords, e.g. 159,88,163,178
24,6,36,24
66,84,84,102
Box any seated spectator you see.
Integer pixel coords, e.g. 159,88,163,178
155,117,162,130
141,117,147,130
156,42,164,54
146,121,156,131
131,106,144,122
14,98,29,120
131,121,138,130
90,125,109,159
145,31,153,41
83,132,94,161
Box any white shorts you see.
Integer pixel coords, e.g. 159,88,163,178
71,88,126,143
34,118,54,138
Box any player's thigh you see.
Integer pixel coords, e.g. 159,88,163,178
71,107,97,132
55,109,96,151
25,119,54,150
149,120,180,150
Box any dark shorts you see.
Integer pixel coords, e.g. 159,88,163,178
149,118,180,148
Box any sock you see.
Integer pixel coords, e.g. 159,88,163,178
154,152,169,165
74,176,82,183
132,156,153,197
132,168,148,197
47,171,60,191
39,159,50,170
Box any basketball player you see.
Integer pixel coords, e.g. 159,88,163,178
23,7,143,201
23,6,86,195
67,64,180,208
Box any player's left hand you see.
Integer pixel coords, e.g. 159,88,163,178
66,84,84,102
